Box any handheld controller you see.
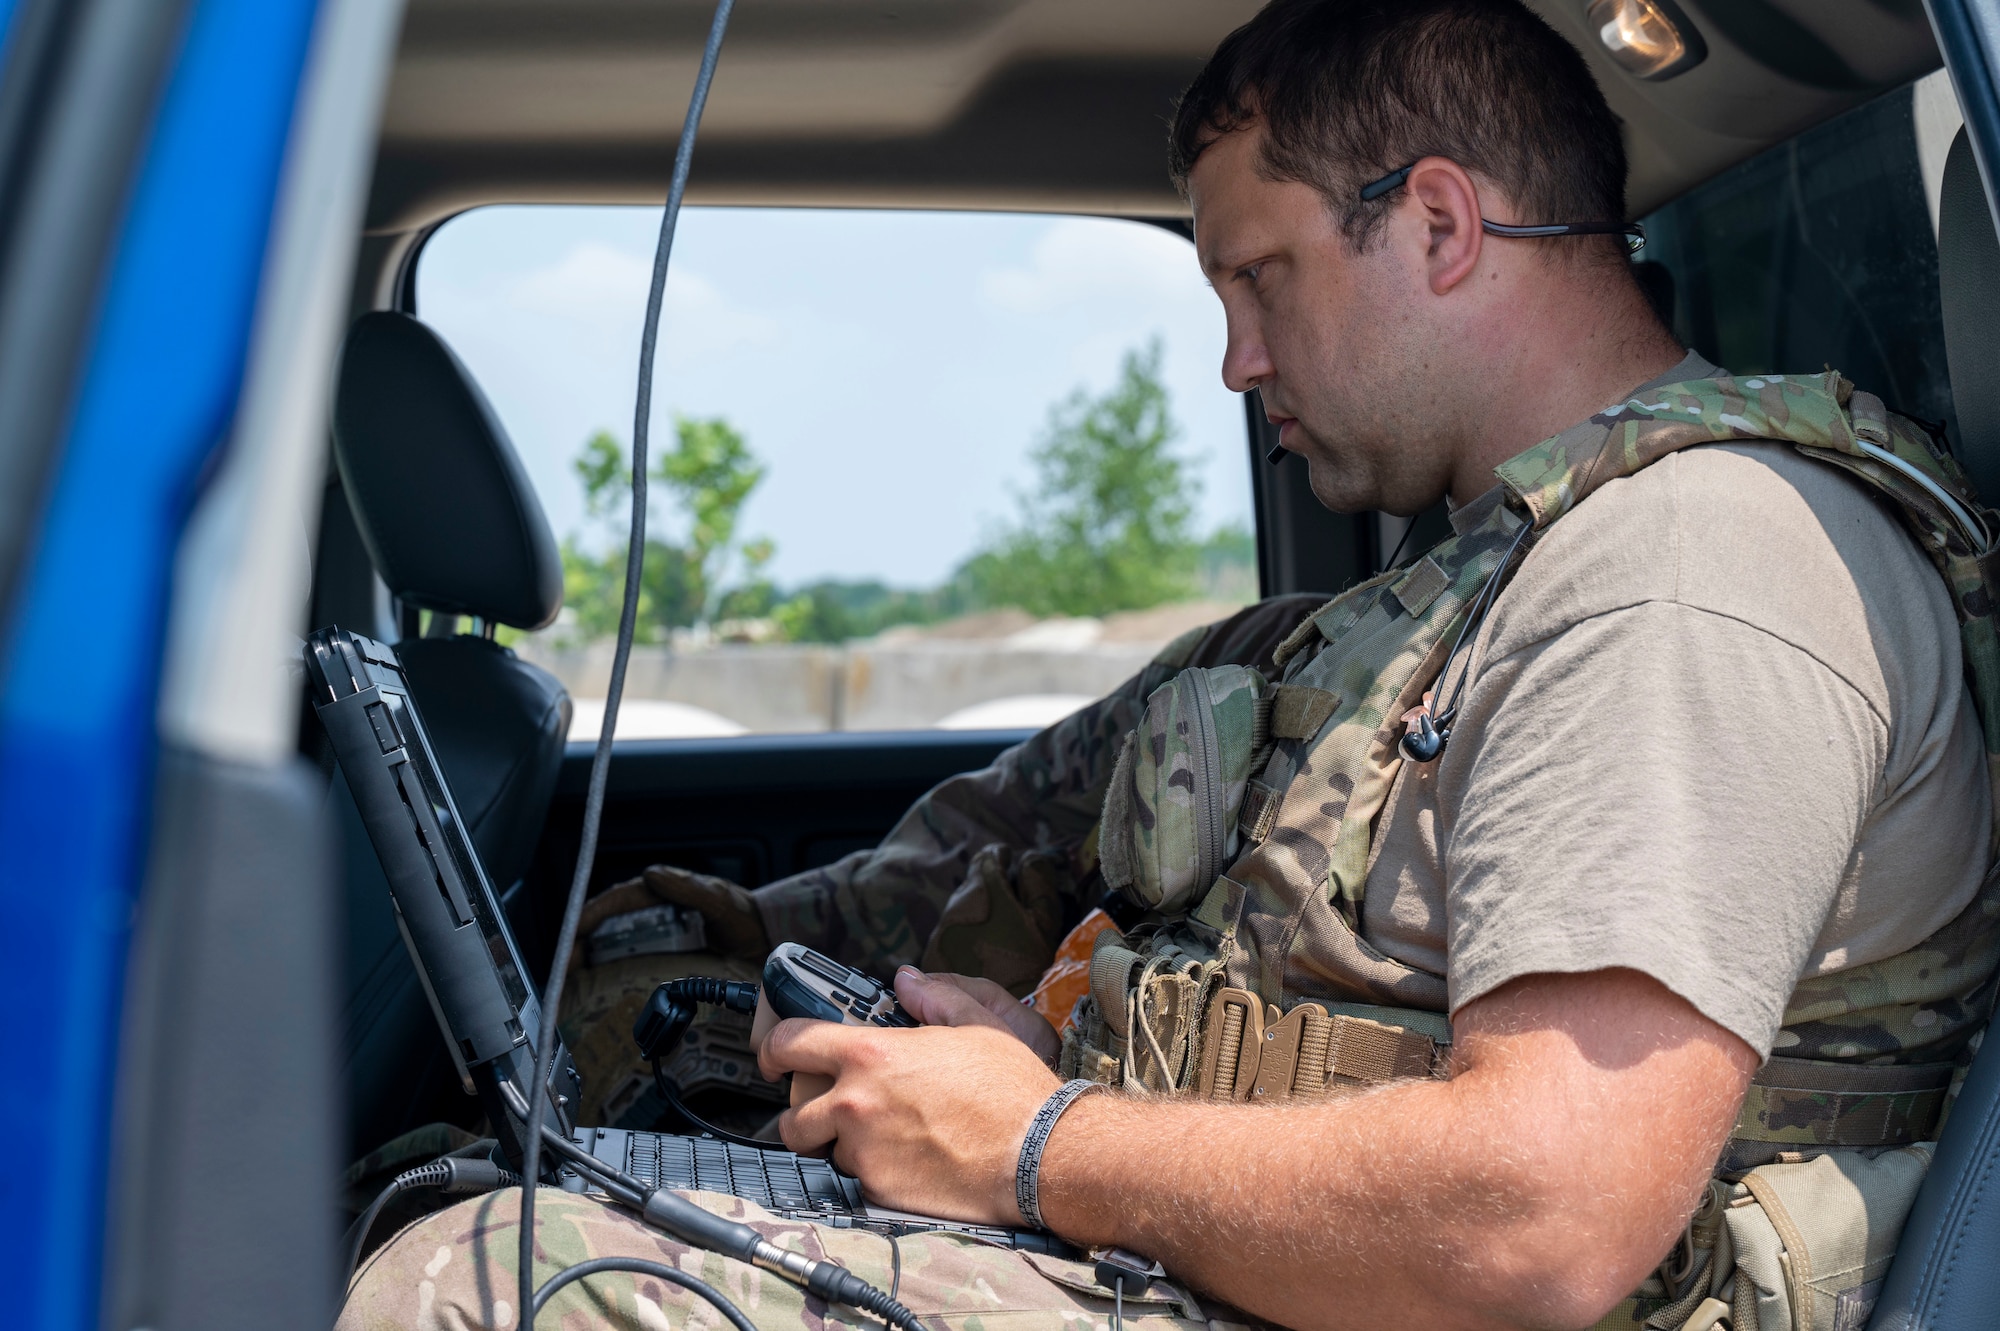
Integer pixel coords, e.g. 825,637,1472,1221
761,943,916,1028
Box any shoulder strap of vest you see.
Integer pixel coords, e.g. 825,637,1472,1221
1493,371,1970,532
1494,372,2000,857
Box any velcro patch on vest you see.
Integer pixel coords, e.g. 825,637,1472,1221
1237,780,1282,845
1389,556,1452,617
1268,686,1340,740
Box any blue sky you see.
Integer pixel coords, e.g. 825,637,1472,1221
416,206,1254,590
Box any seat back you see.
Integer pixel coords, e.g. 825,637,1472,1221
1940,129,2000,506
1867,126,2000,1330
327,311,572,1155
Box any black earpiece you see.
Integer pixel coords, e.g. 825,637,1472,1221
1397,512,1538,766
1399,711,1446,763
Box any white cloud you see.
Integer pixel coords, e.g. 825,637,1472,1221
507,241,780,360
510,241,649,318
979,218,1205,317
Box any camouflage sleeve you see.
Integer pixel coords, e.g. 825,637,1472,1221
753,594,1329,979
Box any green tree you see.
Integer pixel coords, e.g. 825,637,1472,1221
1197,522,1258,603
657,417,773,621
559,416,775,642
771,578,975,644
956,338,1199,617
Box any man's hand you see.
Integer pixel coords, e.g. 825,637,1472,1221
893,966,1062,1065
757,988,1061,1224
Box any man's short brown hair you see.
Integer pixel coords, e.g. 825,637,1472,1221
1170,0,1628,252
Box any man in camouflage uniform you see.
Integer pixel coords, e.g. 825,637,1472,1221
341,2,1996,1328
558,596,1317,1128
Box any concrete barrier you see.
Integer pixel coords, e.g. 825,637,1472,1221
519,638,1160,734
517,601,1255,736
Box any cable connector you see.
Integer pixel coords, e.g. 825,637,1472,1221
1093,1247,1163,1331
438,1156,522,1196
741,1236,923,1331
798,1255,924,1331
632,977,775,1147
633,977,759,1061
345,1153,524,1283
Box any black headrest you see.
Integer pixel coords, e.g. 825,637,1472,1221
1941,128,2000,507
332,312,562,630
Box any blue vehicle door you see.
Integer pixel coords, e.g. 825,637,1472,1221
0,1,402,1328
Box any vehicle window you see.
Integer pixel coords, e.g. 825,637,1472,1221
416,208,1252,738
1639,72,1961,438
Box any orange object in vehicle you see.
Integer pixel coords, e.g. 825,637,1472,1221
1026,908,1121,1035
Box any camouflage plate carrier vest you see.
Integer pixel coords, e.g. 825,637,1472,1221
1065,372,2000,1177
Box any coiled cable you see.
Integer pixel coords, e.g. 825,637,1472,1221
631,975,771,1147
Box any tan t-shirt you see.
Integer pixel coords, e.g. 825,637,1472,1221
1362,356,1992,1057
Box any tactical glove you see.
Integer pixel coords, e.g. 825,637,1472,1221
584,864,772,962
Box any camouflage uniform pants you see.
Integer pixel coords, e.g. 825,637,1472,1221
338,1189,1252,1331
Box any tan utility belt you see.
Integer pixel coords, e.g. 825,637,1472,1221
1189,986,1450,1101
1070,938,1955,1156
1182,988,1952,1163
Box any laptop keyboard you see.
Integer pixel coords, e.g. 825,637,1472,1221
567,1125,1073,1254
572,1127,863,1216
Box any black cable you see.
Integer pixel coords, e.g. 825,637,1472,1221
524,1108,651,1207
630,976,772,1147
1380,513,1420,572
343,1156,522,1286
516,0,736,1323
488,5,924,1327
532,1258,758,1331
652,1058,773,1149
1399,511,1537,762
1428,514,1536,728
519,1097,923,1331
343,1169,436,1284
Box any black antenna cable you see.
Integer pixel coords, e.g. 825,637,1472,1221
516,0,736,1319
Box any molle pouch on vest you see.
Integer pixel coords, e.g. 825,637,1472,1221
1601,1146,1933,1331
1058,925,1457,1098
1098,666,1272,916
1713,1146,1932,1331
1059,928,1224,1092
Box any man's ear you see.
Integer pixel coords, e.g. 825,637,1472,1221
1402,157,1485,296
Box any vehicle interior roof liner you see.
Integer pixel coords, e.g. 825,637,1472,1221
357,0,1946,233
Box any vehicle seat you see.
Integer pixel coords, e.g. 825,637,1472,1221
328,311,571,1153
1867,127,2000,1329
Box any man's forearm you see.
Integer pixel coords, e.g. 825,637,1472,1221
1031,975,1752,1331
1034,1079,1557,1330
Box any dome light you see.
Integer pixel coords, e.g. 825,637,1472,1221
1586,0,1706,81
